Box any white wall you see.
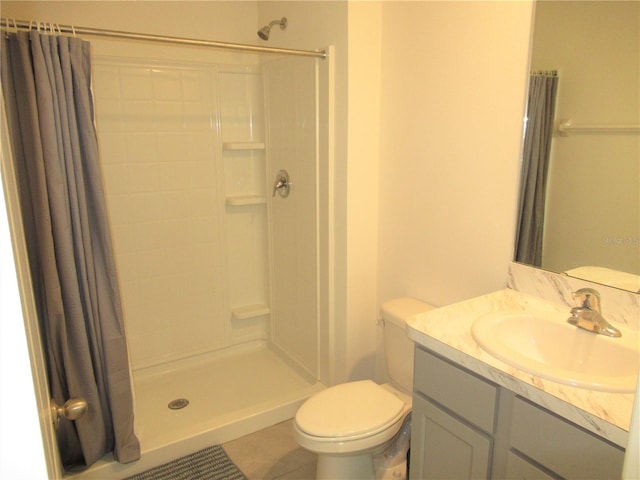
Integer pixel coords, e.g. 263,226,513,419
377,2,533,309
1,1,259,45
346,2,382,380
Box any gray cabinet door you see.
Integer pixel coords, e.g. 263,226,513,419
410,394,492,480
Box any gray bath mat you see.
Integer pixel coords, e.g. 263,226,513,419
125,445,247,480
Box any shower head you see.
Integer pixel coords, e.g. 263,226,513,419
257,17,287,41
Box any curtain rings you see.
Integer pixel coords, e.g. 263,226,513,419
2,19,76,37
3,18,18,37
29,21,65,36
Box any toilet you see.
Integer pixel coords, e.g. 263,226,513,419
294,297,435,480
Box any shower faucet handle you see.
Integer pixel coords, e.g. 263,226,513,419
272,169,291,198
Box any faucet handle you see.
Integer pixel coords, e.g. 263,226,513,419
572,288,601,313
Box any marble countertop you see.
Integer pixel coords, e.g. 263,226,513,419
407,288,635,448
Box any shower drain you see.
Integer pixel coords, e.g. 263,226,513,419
168,398,189,410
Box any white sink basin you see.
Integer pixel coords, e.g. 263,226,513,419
471,310,639,393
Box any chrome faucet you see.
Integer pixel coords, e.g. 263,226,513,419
567,288,621,337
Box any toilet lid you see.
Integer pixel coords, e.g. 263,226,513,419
295,380,405,439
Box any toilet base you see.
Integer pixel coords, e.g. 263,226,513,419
316,452,375,480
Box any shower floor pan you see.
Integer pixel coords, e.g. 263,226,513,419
67,341,324,479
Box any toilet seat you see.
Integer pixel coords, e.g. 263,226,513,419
295,380,405,441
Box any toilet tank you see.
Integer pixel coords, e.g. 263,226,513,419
381,297,435,393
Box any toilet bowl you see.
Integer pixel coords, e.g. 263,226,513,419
294,381,411,479
294,298,435,480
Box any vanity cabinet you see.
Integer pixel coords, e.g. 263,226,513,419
411,346,625,480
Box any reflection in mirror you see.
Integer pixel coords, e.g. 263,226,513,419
515,0,640,292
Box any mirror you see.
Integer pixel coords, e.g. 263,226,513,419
516,0,639,292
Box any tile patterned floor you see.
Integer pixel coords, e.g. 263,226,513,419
223,420,317,480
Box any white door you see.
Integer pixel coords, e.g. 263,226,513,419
1,94,64,479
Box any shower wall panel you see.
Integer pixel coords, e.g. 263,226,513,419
219,68,272,344
91,56,320,376
94,59,227,370
218,68,265,143
265,58,319,377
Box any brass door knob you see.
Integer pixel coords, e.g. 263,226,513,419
51,398,88,428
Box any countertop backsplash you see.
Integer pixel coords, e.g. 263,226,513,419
508,262,639,330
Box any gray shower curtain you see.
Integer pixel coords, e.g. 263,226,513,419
1,31,140,469
515,72,558,266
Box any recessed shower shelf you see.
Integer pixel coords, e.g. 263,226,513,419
231,304,271,321
225,195,267,206
223,141,266,151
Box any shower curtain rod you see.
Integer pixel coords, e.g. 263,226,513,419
0,18,327,59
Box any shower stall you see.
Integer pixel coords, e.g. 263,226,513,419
89,54,330,478
2,23,332,478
